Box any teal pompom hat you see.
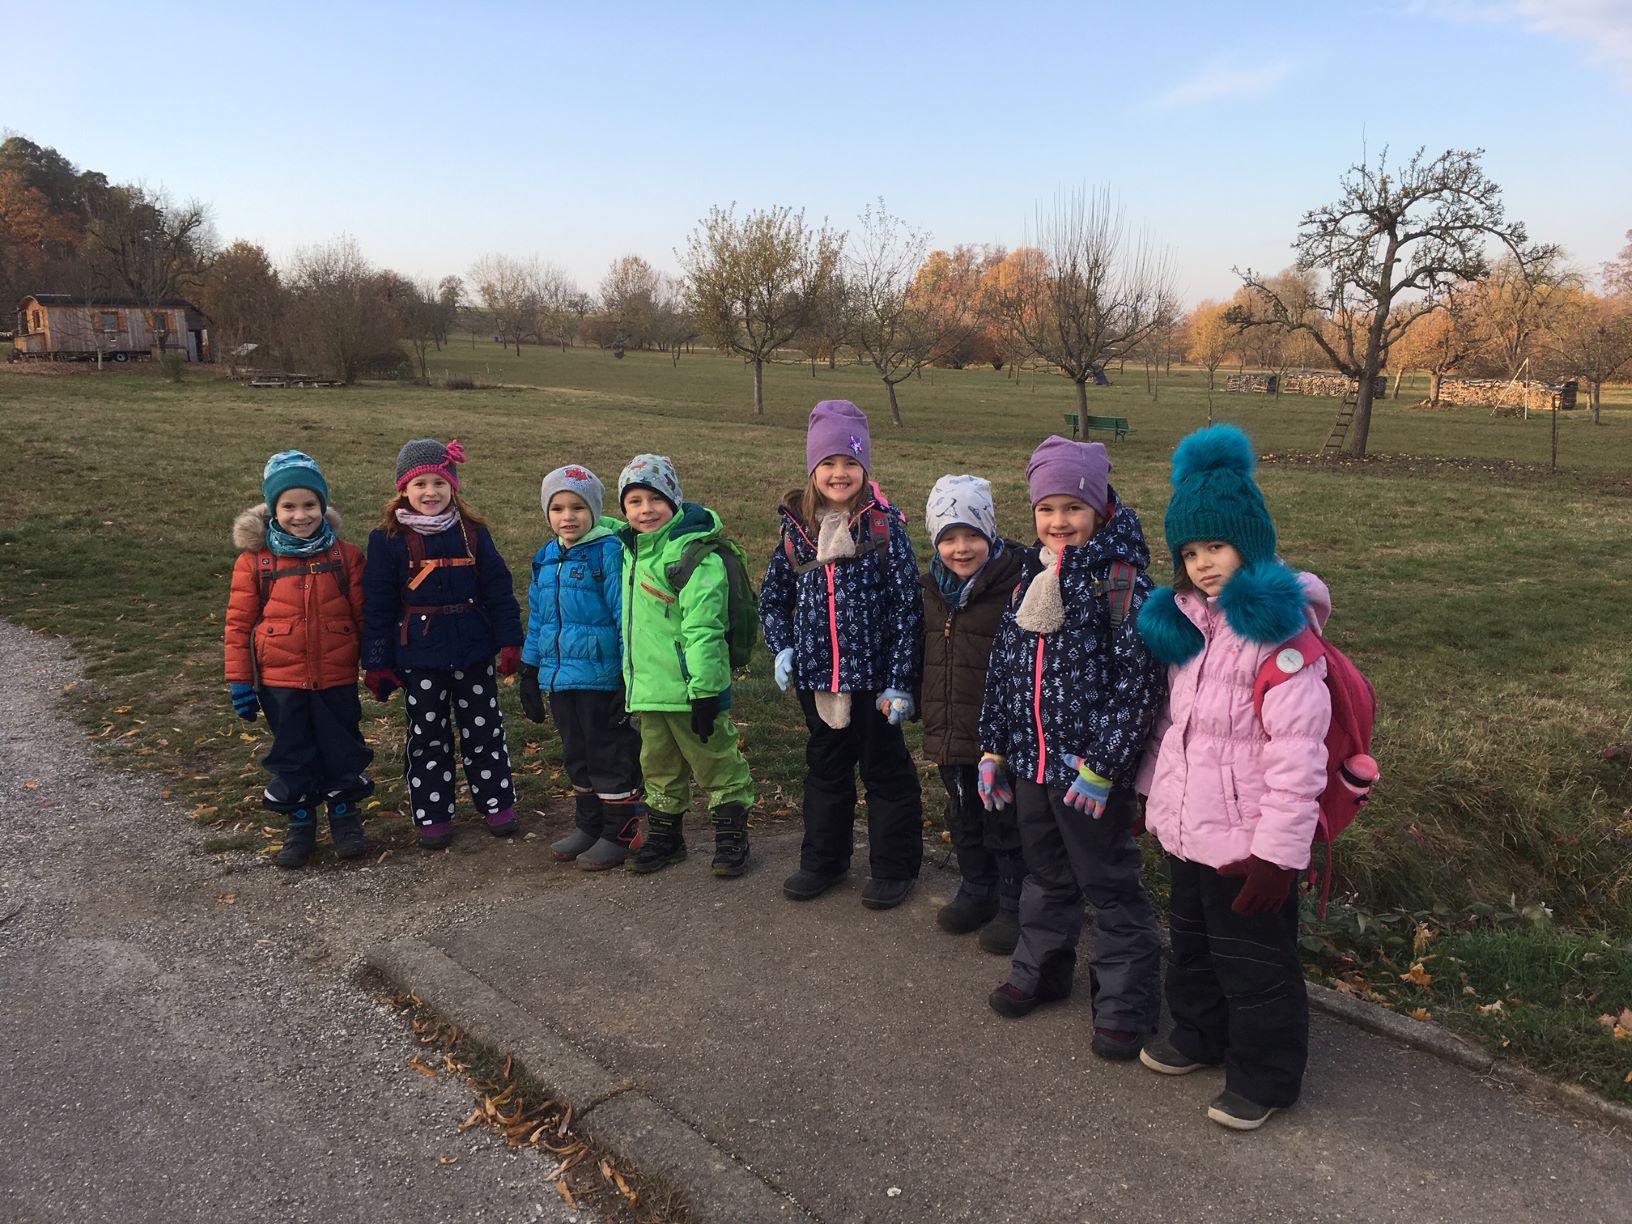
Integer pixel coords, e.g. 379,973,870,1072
262,450,330,511
1162,424,1275,567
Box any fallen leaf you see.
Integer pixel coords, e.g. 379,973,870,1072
407,1056,439,1077
554,1180,576,1209
215,893,236,905
1410,1007,1431,1021
456,1108,485,1133
23,780,39,790
1399,962,1433,989
438,1155,458,1166
1476,1000,1504,1015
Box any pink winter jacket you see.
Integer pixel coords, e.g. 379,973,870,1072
1136,570,1332,871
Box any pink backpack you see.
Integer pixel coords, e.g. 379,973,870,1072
1252,626,1379,912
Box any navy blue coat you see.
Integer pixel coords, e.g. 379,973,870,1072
758,492,924,695
977,489,1164,789
362,521,523,671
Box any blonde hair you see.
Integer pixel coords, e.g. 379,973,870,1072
799,471,870,527
377,488,488,535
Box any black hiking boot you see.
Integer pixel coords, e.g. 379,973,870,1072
937,892,999,935
782,868,847,901
626,809,686,874
709,803,751,878
274,808,317,870
977,908,1020,955
327,800,370,860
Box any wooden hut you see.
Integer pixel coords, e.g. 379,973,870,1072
12,294,211,362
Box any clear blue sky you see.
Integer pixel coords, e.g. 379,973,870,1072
9,0,1630,305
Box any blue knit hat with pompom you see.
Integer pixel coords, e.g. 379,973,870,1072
1163,424,1275,567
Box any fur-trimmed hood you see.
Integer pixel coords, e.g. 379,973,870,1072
1137,564,1329,665
233,502,345,552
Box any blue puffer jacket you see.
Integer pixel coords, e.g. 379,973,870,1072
362,519,523,671
978,488,1165,789
759,487,924,694
522,520,623,692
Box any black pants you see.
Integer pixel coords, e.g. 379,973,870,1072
1165,855,1308,1108
1012,781,1162,1035
798,690,923,881
259,684,373,814
938,764,1022,910
551,688,643,836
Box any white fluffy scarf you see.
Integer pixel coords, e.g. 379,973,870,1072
812,512,857,729
1015,546,1065,635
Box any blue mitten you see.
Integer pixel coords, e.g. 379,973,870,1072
230,682,260,722
878,688,914,725
773,648,794,692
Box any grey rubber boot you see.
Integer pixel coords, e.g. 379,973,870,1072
578,804,644,872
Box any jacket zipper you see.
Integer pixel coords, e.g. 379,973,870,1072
1032,636,1047,783
826,563,840,692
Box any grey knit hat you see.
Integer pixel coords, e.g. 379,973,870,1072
541,464,604,522
396,438,466,489
617,454,682,510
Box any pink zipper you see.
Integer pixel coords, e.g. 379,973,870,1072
826,564,840,692
1032,637,1047,783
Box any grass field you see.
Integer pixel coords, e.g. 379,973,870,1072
4,342,1630,1098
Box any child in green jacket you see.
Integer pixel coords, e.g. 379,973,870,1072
615,454,755,877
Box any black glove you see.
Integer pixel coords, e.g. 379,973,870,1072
517,664,546,724
689,694,721,742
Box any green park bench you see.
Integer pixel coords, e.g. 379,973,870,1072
1062,412,1134,440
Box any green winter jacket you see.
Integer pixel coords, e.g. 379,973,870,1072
617,502,734,712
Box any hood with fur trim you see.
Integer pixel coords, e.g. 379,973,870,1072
1137,563,1329,665
233,502,345,552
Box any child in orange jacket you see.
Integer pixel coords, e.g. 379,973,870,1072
225,451,372,868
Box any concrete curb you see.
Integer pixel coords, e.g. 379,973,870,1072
365,935,818,1222
1306,980,1632,1133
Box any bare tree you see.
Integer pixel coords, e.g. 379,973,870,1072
1387,280,1490,404
793,265,851,375
1603,230,1632,298
680,204,843,416
432,275,463,350
196,239,285,373
647,273,694,367
1546,290,1632,424
83,185,216,329
989,188,1176,415
470,253,547,355
845,201,982,425
284,236,399,384
1232,147,1550,456
600,255,660,349
1474,251,1580,380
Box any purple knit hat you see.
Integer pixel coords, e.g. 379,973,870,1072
1026,435,1111,510
806,400,871,475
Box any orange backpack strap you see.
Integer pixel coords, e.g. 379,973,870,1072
403,525,475,592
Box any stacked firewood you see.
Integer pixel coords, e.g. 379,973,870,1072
1280,371,1388,398
1436,377,1579,410
1225,373,1278,393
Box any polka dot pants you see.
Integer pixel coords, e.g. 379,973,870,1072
400,665,515,827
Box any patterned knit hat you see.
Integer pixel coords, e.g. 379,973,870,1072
806,400,872,475
541,464,604,522
926,474,997,545
1163,424,1276,567
395,438,466,490
1025,435,1110,510
617,454,682,510
262,450,329,511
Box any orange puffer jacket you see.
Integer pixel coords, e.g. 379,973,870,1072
225,504,367,690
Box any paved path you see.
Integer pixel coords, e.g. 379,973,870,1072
0,621,590,1224
399,835,1632,1224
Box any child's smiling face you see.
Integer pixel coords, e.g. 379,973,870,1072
622,487,675,533
813,455,865,507
404,473,452,516
274,489,324,539
548,492,593,545
1032,496,1099,550
936,527,991,579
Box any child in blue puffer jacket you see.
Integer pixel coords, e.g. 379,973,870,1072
759,399,925,911
516,464,646,871
976,435,1165,1061
362,438,524,850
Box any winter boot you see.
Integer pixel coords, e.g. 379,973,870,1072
551,792,603,862
578,800,644,872
977,852,1025,954
274,808,317,870
626,809,686,874
484,805,519,837
709,803,751,878
327,800,370,861
418,821,454,851
937,888,999,935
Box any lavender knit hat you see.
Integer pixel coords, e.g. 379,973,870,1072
617,454,683,510
1025,435,1110,510
540,464,604,522
806,400,871,474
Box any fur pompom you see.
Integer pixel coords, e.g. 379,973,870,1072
1136,586,1204,664
1170,423,1256,488
1218,562,1307,644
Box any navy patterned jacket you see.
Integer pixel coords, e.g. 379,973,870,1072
758,488,925,695
977,488,1165,789
362,521,523,672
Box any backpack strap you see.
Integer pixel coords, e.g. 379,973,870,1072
1091,560,1139,630
402,524,476,593
257,553,277,605
666,539,714,592
1250,626,1326,723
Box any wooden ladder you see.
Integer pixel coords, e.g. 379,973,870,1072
1323,391,1358,453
